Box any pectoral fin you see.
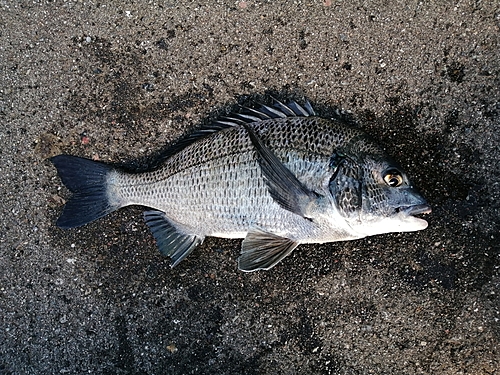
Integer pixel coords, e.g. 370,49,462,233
238,229,299,272
144,210,204,267
244,125,321,219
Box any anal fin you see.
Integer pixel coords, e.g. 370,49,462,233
144,210,204,267
238,229,299,272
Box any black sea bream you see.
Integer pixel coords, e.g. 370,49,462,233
51,100,431,271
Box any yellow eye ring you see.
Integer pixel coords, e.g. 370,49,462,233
383,170,403,187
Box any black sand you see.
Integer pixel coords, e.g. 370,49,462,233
1,1,499,374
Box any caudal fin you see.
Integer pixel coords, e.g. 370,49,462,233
51,155,118,228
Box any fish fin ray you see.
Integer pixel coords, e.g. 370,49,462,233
226,100,316,125
244,125,320,218
267,98,316,117
269,97,297,116
303,100,316,116
155,100,316,164
211,118,245,127
288,101,315,116
232,113,265,122
238,229,299,272
258,104,288,118
238,105,273,120
143,210,203,267
51,155,118,228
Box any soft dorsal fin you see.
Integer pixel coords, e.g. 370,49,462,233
155,122,234,163
143,210,204,267
238,229,299,272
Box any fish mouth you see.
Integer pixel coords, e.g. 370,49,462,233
392,204,431,231
398,204,432,216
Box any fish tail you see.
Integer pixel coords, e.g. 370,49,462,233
50,155,119,228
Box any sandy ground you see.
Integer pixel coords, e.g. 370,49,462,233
1,1,499,374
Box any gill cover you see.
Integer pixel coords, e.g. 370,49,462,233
328,153,363,219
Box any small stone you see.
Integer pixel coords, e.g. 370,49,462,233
166,344,178,353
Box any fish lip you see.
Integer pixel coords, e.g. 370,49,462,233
399,204,432,216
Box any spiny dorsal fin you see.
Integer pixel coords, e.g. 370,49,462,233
238,229,299,272
287,100,316,117
212,99,316,128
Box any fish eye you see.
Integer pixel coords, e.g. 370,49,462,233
383,169,403,187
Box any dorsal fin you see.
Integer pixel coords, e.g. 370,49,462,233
155,122,234,163
155,99,316,166
287,100,316,117
212,99,316,128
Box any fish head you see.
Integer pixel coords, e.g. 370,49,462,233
328,153,431,237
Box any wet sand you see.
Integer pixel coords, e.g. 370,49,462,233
1,1,499,374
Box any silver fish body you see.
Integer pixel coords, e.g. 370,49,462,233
51,100,431,271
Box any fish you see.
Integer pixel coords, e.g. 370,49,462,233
50,99,431,272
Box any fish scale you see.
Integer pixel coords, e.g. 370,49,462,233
51,99,430,272
111,124,318,238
